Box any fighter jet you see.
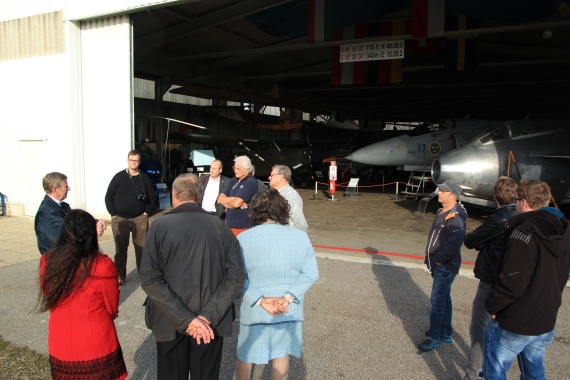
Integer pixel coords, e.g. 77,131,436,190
431,120,570,207
346,119,502,170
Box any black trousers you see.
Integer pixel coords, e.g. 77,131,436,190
156,333,224,380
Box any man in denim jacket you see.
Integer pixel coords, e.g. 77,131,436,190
419,180,467,352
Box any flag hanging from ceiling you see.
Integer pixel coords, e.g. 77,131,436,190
368,19,406,84
445,15,479,71
307,0,334,43
405,19,440,53
410,0,445,38
331,24,368,85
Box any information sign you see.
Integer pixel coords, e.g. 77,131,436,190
339,40,405,63
329,162,337,181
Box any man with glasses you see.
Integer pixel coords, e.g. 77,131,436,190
463,177,517,380
217,156,258,236
268,165,308,232
35,172,106,254
484,180,570,379
105,150,156,286
419,180,467,352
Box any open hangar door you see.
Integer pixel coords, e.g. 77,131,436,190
129,1,570,184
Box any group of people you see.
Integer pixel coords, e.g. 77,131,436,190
420,178,570,380
34,151,317,380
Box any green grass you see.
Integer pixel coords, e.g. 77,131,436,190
0,335,51,379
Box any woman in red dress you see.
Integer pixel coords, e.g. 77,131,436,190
38,209,127,380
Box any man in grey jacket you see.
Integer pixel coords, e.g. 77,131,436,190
140,173,245,380
269,165,309,232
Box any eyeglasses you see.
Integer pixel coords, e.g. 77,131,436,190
513,197,524,203
269,173,282,178
128,159,140,163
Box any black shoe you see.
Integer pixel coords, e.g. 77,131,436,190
118,279,124,287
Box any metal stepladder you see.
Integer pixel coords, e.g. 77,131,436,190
401,169,432,200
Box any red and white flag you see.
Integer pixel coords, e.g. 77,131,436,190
307,0,333,43
331,24,367,85
410,0,445,38
369,19,405,84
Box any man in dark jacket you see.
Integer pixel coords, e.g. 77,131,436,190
463,177,517,380
105,150,156,285
140,173,245,380
198,159,228,218
484,180,570,380
35,172,105,254
419,180,467,352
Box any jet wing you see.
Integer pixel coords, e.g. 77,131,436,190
168,132,270,147
530,154,570,159
170,85,332,114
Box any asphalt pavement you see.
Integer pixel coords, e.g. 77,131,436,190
1,189,569,379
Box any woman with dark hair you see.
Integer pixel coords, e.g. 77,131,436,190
236,188,319,380
38,209,127,380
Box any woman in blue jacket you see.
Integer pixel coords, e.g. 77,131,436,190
236,189,319,380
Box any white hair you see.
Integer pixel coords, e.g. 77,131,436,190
233,155,252,170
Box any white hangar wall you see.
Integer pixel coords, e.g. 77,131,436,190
0,0,195,218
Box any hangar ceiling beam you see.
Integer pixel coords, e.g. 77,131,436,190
136,0,294,54
176,57,570,84
284,79,570,92
156,36,305,88
145,20,570,63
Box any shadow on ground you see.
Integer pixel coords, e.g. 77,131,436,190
366,248,470,379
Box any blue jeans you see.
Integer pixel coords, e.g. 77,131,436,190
483,320,555,380
428,264,456,340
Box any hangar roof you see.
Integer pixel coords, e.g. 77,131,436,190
132,0,570,122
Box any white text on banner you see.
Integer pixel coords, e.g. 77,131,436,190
339,40,405,62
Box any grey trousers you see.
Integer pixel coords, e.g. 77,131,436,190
465,281,492,380
111,213,148,281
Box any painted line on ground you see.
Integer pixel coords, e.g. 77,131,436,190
312,244,476,266
315,252,477,278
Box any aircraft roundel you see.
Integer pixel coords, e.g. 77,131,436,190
429,142,441,156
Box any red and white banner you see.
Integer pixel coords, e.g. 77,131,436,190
410,0,445,38
331,24,367,85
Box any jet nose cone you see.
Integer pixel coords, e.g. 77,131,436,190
346,139,408,166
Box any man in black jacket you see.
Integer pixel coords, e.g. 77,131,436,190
463,177,517,380
140,173,244,380
198,159,228,218
35,172,105,254
484,180,570,380
105,150,156,285
419,180,467,352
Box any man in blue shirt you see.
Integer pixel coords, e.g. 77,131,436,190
217,156,258,236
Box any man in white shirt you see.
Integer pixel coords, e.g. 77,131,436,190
268,165,309,232
198,159,229,218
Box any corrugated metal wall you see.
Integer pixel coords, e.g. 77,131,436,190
0,0,65,22
0,11,64,61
